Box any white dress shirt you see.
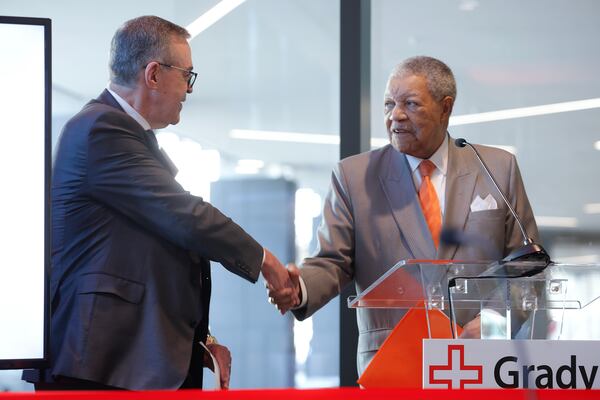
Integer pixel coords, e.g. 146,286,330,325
106,85,151,131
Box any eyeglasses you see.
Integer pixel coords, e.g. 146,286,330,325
157,62,197,88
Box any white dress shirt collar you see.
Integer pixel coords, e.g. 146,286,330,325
106,85,152,131
405,134,449,177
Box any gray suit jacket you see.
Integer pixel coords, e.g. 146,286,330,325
292,138,539,373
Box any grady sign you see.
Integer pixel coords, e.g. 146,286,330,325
423,340,600,389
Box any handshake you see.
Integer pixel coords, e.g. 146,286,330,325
261,249,302,314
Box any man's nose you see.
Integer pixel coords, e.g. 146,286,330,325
390,105,407,120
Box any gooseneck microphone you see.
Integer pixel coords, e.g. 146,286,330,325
454,138,551,272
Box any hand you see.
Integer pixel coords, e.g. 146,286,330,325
203,343,232,390
267,263,301,314
261,249,299,311
459,315,481,339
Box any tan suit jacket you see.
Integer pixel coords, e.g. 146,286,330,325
292,138,539,373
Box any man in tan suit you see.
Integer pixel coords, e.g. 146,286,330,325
271,56,539,374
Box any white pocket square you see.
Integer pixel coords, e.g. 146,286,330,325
470,194,498,212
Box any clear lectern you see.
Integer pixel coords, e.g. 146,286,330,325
349,259,600,340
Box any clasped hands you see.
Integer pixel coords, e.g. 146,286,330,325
261,248,301,314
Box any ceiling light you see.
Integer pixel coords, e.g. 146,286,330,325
583,203,600,214
231,129,339,145
232,129,392,148
535,216,578,228
459,0,479,11
449,98,600,126
186,0,246,40
594,141,600,151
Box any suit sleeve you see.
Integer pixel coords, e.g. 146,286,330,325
293,163,355,320
84,112,263,282
504,153,539,257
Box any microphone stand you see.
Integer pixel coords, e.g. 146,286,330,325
446,138,552,339
455,138,551,271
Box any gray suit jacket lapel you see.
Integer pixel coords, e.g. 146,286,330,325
439,138,477,259
379,147,436,259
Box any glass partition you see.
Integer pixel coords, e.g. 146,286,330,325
1,0,339,390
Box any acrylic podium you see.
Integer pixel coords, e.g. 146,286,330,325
348,260,600,389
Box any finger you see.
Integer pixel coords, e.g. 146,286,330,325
275,291,299,309
270,296,295,310
270,294,296,308
264,280,274,290
269,287,293,298
287,263,300,279
277,299,298,314
215,350,231,389
278,304,289,315
221,368,230,390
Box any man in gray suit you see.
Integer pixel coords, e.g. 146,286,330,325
25,16,296,390
270,56,539,374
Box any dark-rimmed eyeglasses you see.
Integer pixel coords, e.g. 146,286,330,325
156,62,197,88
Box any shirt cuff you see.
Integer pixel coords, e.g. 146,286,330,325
292,275,308,310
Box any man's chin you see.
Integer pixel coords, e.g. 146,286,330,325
169,115,181,126
391,141,424,158
390,137,407,154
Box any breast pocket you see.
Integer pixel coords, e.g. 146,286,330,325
467,208,504,222
464,209,506,258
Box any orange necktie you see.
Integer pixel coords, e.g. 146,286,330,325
418,160,442,249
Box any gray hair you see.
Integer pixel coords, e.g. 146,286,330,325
389,56,457,101
109,15,190,86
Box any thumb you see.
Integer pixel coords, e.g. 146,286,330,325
286,263,301,306
287,263,300,286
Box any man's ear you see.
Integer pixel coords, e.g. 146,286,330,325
143,61,160,89
440,96,454,121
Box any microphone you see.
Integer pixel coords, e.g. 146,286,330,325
454,138,550,275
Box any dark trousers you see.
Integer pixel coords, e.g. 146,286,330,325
35,374,202,391
32,345,204,390
34,376,122,390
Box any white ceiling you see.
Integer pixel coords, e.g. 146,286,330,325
3,0,600,232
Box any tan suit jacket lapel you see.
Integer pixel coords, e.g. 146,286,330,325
438,138,478,259
379,147,436,260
